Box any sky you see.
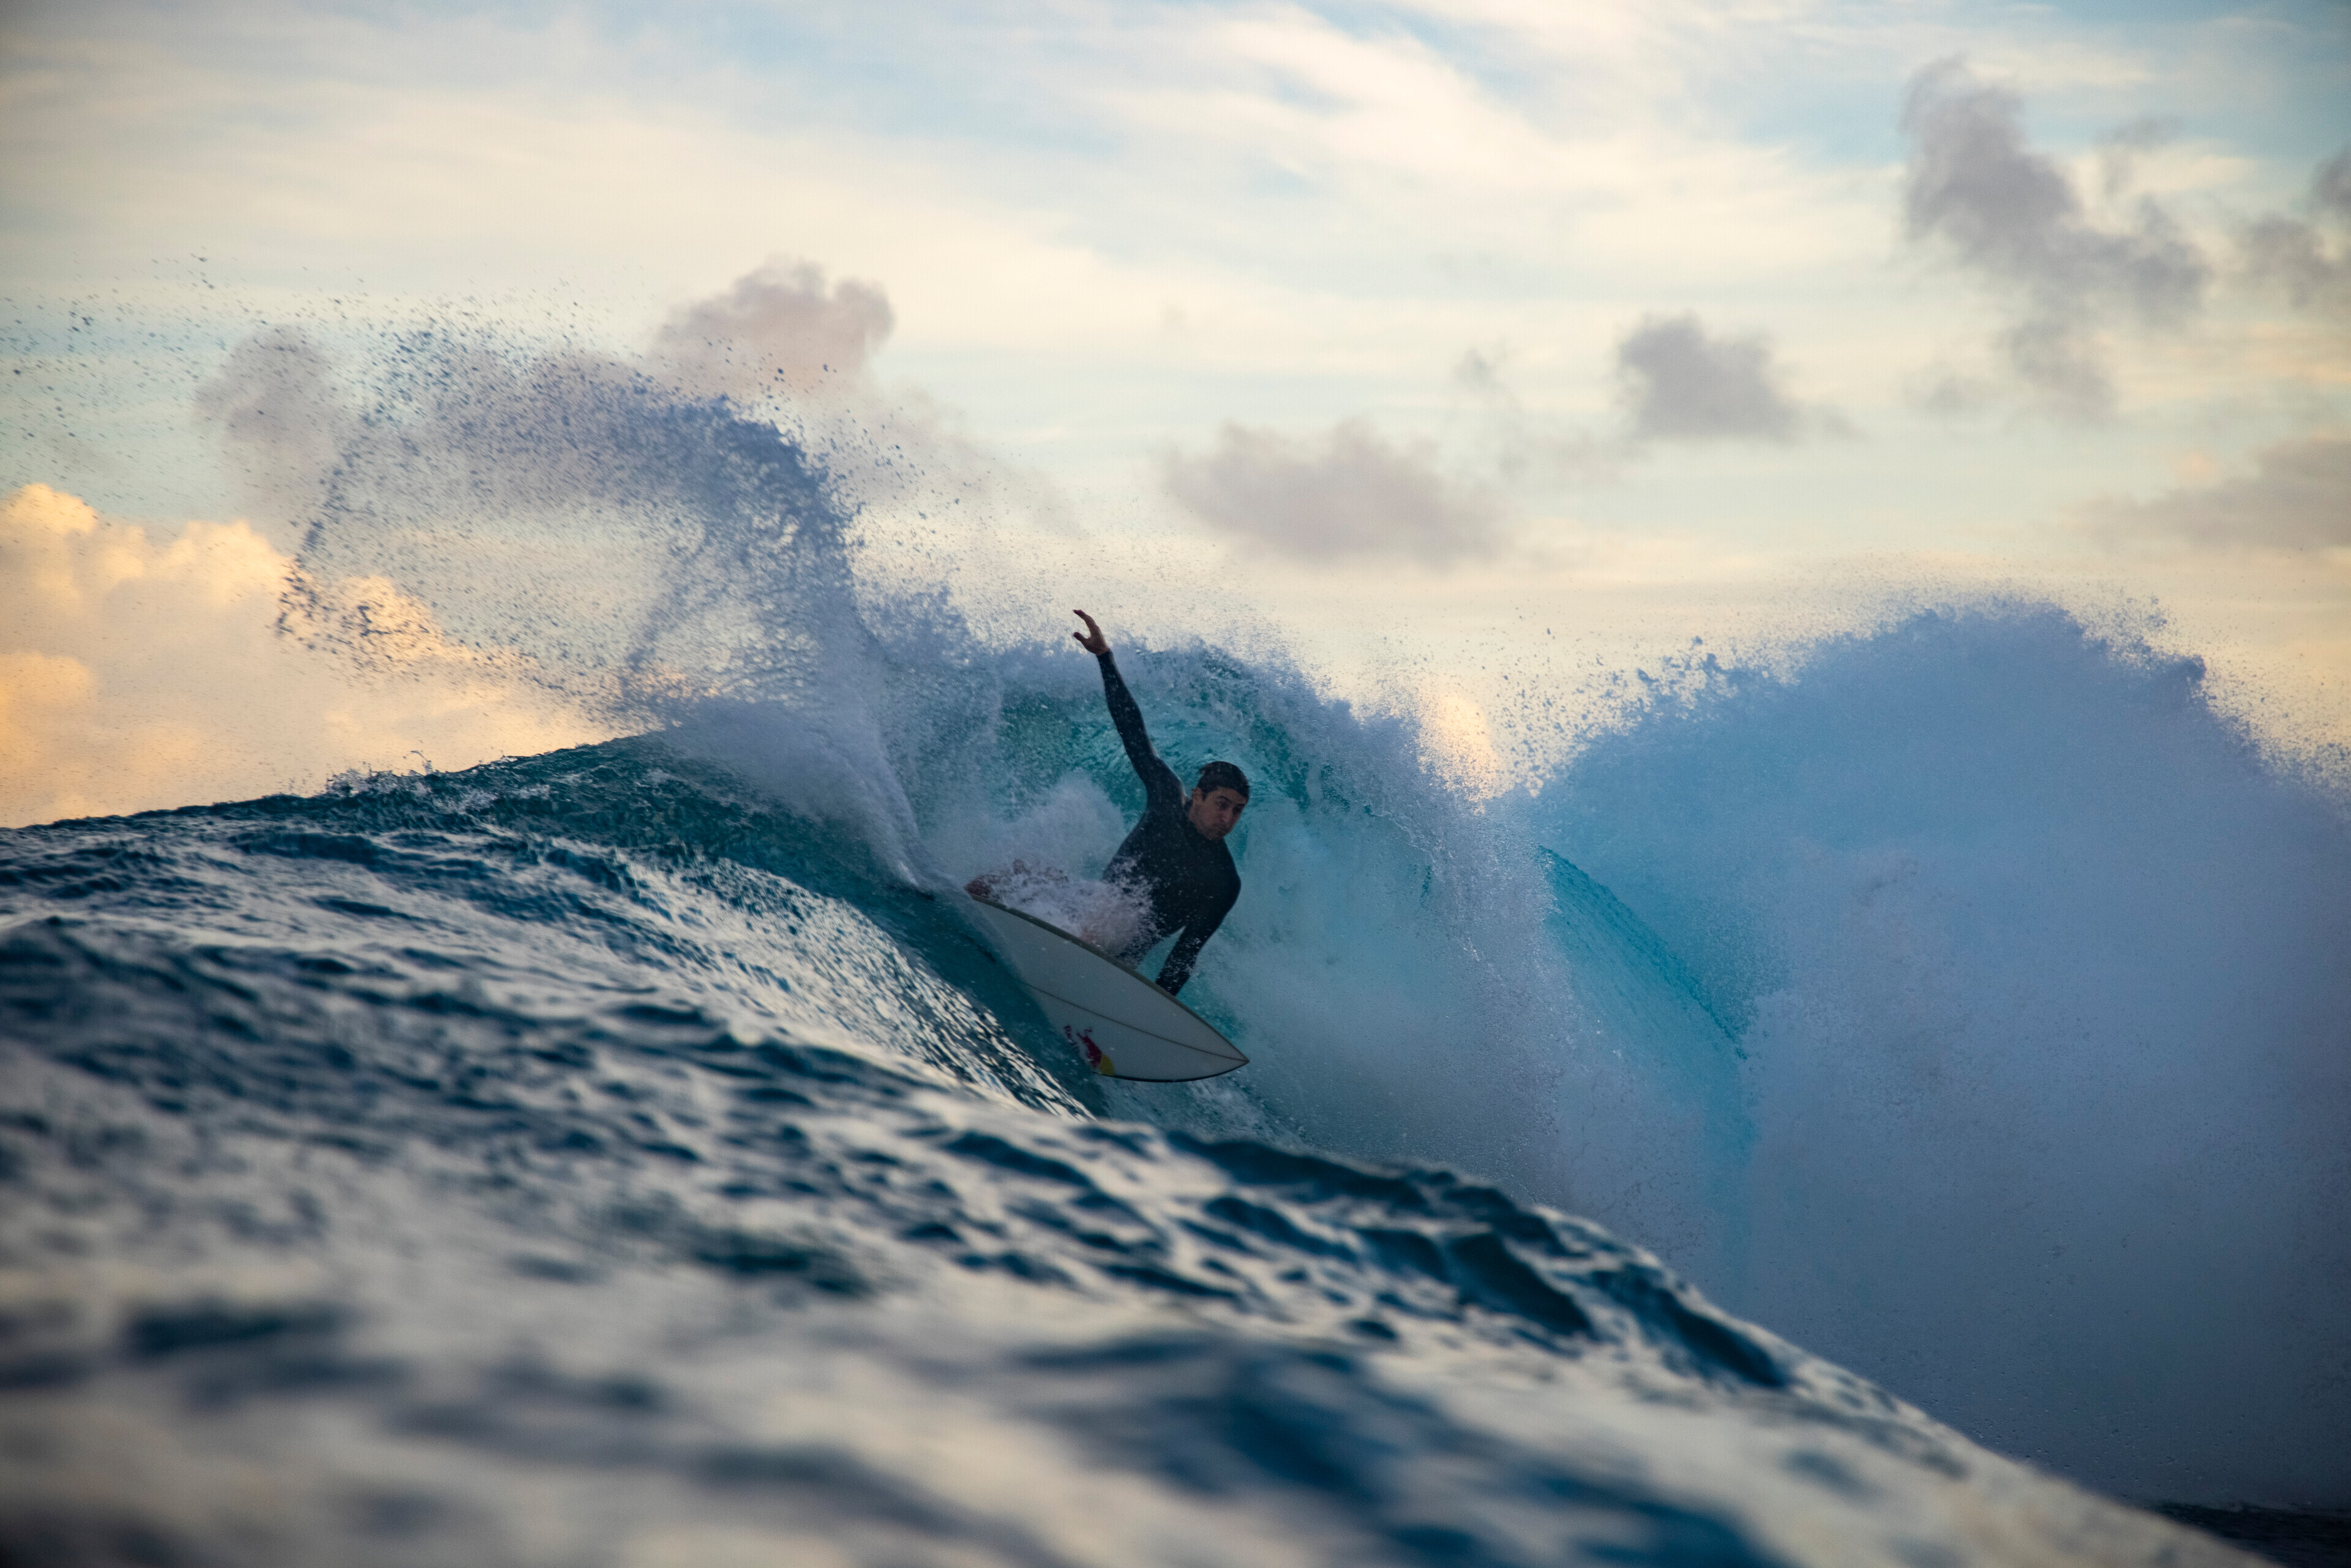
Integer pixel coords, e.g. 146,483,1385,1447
2,0,2348,825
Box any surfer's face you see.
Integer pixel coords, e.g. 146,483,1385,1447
1187,786,1248,841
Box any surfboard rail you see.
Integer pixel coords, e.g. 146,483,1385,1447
965,895,1247,1082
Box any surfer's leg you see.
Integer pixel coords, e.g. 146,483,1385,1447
966,861,1074,906
1074,879,1150,958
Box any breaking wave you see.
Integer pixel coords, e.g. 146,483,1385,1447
4,320,2345,1564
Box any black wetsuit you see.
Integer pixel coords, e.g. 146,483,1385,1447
1094,649,1240,996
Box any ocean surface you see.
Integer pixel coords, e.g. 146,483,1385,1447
4,339,2347,1565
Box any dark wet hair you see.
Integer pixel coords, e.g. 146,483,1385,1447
1194,760,1250,800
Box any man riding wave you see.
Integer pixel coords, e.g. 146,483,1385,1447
1073,609,1246,996
967,610,1247,996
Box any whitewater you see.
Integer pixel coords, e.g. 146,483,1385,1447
2,328,2346,1566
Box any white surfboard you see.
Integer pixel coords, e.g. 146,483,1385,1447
965,895,1248,1082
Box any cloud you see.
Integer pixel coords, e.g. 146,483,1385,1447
1613,313,1835,443
195,324,352,474
183,258,1085,735
1900,59,2211,416
196,324,718,685
2240,147,2351,317
2081,433,2351,551
0,484,604,827
1450,347,1617,486
647,259,896,401
195,324,359,543
197,264,900,557
1904,363,1999,419
2092,116,2180,202
1163,419,1502,565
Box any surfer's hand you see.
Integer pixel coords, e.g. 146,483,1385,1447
1072,610,1109,656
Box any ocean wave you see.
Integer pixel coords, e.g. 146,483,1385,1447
0,770,2258,1562
6,319,2342,1559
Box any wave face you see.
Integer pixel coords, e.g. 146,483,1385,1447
2,329,2342,1558
0,751,2255,1567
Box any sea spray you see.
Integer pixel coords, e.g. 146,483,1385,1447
235,320,1739,1278
1539,601,2351,1501
174,313,2351,1509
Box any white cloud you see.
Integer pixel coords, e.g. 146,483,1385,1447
1614,313,1842,444
195,324,357,542
1451,347,1616,489
1163,418,1502,565
2082,433,2351,552
648,259,896,400
2240,146,2351,318
1900,58,2212,418
0,484,606,827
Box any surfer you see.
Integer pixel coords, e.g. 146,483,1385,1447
1068,609,1247,995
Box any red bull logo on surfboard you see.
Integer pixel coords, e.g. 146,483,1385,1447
1063,1024,1116,1078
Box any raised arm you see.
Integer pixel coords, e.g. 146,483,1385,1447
1074,610,1181,811
1156,879,1239,996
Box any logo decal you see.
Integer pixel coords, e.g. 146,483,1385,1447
1063,1024,1116,1077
